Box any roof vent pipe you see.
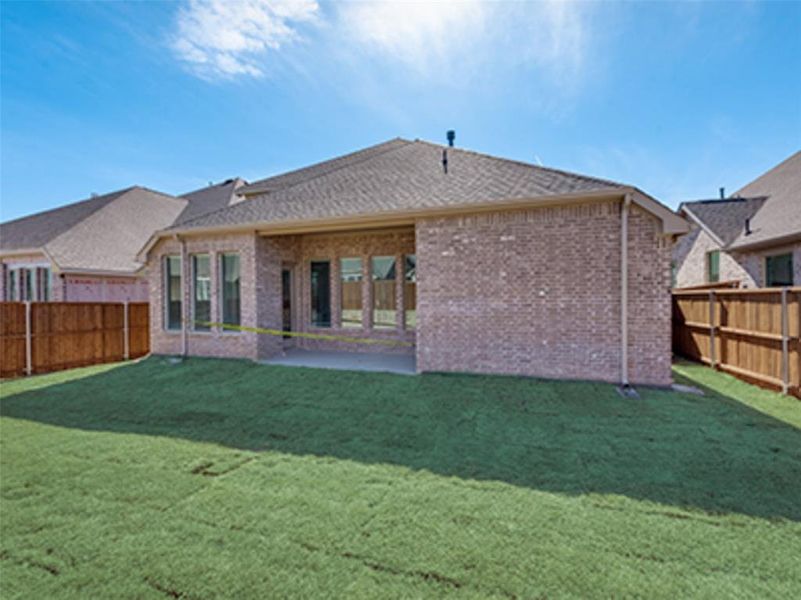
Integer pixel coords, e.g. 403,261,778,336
442,149,448,174
446,130,455,147
719,187,725,199
745,217,752,235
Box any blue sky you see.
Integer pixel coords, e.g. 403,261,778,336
1,0,799,221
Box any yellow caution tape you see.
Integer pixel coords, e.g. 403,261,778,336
194,321,414,348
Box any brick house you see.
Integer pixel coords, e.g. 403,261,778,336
139,139,687,386
674,151,801,288
0,179,245,302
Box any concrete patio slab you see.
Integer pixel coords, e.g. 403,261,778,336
261,349,416,375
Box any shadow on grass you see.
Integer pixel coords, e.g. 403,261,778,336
2,356,800,521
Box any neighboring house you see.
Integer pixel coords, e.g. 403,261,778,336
0,180,244,302
674,151,801,288
138,138,687,386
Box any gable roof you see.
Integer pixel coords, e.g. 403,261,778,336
165,138,684,236
678,151,801,251
679,197,767,246
1,187,187,274
728,151,801,250
175,177,247,225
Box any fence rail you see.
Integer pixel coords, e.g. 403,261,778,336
672,287,801,397
0,302,149,378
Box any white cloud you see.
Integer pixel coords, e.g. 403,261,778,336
336,0,590,81
171,0,319,80
169,0,592,88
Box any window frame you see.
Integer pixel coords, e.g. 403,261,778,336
403,254,416,330
164,255,183,332
310,259,332,328
765,252,793,287
339,257,363,329
220,253,242,329
706,250,720,283
191,254,211,332
371,255,397,330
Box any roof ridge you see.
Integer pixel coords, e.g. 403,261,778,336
241,138,411,195
412,139,625,189
0,186,135,228
43,186,182,253
127,185,186,205
180,177,244,199
171,141,412,230
681,196,766,206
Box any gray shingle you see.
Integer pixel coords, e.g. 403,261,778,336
1,187,187,273
174,178,247,225
173,138,626,231
728,151,801,249
680,197,766,246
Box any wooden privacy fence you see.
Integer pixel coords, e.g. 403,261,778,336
0,302,149,378
672,288,801,397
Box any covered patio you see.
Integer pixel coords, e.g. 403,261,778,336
261,348,416,375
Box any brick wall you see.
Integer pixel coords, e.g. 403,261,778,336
147,232,261,360
147,228,416,360
674,225,756,287
674,225,801,288
415,201,673,386
276,229,415,355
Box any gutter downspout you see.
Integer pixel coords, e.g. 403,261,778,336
621,194,632,387
178,235,188,358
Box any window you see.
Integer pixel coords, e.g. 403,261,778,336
310,260,331,327
192,255,211,331
164,255,182,331
404,254,416,329
340,258,362,328
5,267,50,301
707,250,720,283
37,267,50,301
6,269,18,301
372,256,396,329
765,253,793,287
23,269,33,301
221,254,241,327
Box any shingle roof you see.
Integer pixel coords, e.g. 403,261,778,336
728,151,801,249
172,138,627,231
0,188,128,251
679,151,801,251
175,178,247,225
680,197,767,246
1,187,187,273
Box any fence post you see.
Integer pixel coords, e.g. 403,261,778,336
123,301,130,361
781,287,789,395
708,290,716,369
24,301,32,376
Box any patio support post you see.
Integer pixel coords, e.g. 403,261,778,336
179,236,188,357
24,300,32,376
709,290,716,369
620,194,631,387
781,287,789,394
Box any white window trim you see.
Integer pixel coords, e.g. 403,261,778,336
164,255,182,332
219,253,242,333
764,252,794,287
5,263,51,301
191,254,211,332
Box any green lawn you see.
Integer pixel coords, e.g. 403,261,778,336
1,357,800,598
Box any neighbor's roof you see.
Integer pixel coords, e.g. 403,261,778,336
679,197,767,246
169,138,676,233
0,187,187,273
728,151,801,250
175,177,247,225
